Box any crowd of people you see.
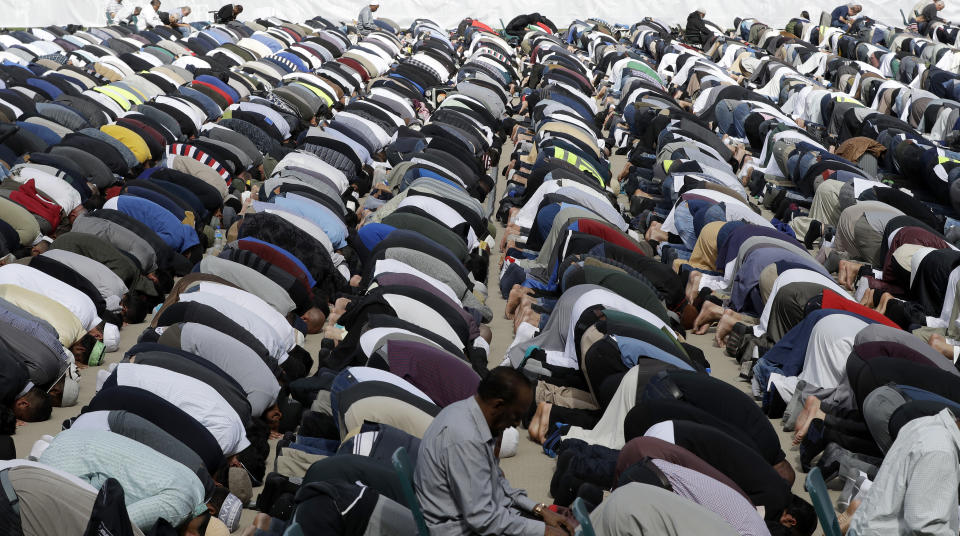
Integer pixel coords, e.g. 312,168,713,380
0,2,958,536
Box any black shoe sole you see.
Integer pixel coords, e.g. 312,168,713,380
725,322,751,359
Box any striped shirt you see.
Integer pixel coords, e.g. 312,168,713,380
651,459,771,536
38,429,206,530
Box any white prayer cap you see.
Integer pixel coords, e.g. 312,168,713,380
103,323,121,352
500,427,519,458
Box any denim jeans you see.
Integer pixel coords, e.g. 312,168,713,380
944,216,960,234
293,436,341,455
753,357,782,412
715,101,753,139
330,370,359,430
673,202,697,250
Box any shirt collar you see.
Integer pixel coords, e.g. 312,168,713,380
936,408,960,449
466,396,494,445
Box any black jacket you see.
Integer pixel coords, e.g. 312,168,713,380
685,12,712,44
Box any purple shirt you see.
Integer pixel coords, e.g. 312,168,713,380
386,339,481,407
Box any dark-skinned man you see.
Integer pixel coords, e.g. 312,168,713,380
415,367,577,536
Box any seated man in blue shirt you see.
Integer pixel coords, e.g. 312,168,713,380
415,367,576,535
831,3,862,30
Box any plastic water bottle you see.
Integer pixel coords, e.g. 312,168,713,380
212,228,225,255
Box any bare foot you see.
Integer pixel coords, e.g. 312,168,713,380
633,189,654,199
793,396,824,445
875,292,894,315
645,221,668,242
837,259,865,290
536,402,552,443
858,287,874,308
500,223,521,250
838,499,860,534
514,302,531,332
505,285,533,319
685,271,703,303
322,324,345,344
930,333,956,360
512,295,537,321
253,513,272,531
515,308,541,333
527,402,543,441
714,309,744,347
694,300,724,335
326,297,351,326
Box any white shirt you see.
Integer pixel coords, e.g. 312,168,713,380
179,322,280,417
189,281,301,350
379,292,463,350
345,366,433,403
43,248,128,313
770,314,868,401
0,264,101,331
68,410,112,432
8,165,82,213
273,151,349,194
358,326,447,360
644,420,676,444
229,102,291,140
848,409,960,536
515,180,621,231
559,287,677,370
113,363,250,455
198,256,296,316
372,258,461,305
756,269,849,337
176,291,289,362
141,4,163,26
397,196,479,250
252,203,334,255
661,189,772,236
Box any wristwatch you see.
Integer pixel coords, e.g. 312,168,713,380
533,503,547,517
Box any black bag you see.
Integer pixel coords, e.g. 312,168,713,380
84,478,136,536
0,469,22,536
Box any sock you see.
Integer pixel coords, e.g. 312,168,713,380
804,220,822,249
